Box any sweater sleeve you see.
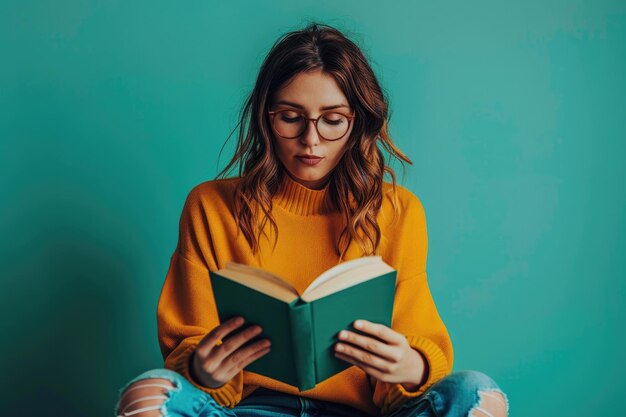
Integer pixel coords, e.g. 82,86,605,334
157,186,244,408
371,191,454,415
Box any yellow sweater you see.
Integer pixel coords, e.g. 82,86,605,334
157,173,454,416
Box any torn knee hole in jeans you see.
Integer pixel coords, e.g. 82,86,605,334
117,381,178,417
467,389,510,417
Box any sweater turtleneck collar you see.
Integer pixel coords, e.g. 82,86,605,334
273,173,334,216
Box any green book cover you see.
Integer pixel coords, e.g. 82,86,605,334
209,256,396,391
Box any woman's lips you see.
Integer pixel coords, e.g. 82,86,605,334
296,156,324,166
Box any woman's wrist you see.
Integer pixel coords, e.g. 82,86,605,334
190,348,226,389
400,349,428,391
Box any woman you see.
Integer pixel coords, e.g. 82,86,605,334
114,22,509,417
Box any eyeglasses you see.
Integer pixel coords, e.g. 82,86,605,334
268,109,355,141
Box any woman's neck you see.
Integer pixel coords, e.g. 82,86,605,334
273,172,333,216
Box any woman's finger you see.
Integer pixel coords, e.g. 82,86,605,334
196,317,245,358
337,329,399,363
334,351,387,381
334,340,394,373
351,320,406,345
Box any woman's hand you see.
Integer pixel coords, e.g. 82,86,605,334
191,316,271,389
333,319,427,390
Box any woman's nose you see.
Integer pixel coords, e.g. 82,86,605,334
299,119,321,146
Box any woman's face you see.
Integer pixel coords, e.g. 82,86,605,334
269,69,354,190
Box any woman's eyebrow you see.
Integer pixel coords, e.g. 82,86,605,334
275,100,349,110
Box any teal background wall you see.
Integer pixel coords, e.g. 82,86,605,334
1,1,624,416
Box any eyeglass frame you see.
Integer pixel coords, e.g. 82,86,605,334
267,109,356,141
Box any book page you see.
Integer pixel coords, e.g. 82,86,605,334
219,262,299,304
302,256,383,295
301,257,395,302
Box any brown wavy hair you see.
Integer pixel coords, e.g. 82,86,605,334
215,22,413,262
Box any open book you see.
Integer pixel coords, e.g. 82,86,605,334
209,256,397,391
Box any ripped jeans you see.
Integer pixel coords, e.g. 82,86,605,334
114,368,510,417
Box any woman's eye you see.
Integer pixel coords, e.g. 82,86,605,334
280,112,302,123
323,115,345,125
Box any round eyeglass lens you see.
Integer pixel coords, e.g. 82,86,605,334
274,111,349,140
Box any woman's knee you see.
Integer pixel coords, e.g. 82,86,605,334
447,370,499,391
432,370,509,416
454,370,508,417
115,368,182,417
470,389,509,417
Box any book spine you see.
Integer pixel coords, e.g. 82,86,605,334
288,300,316,391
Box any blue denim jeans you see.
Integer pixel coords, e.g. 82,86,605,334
114,368,509,417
